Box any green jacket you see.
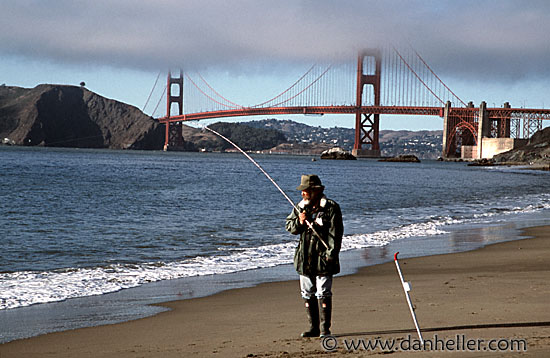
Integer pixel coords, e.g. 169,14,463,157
286,196,343,276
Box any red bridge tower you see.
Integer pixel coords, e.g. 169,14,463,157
164,71,185,151
353,49,382,157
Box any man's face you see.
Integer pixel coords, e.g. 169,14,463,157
301,188,321,204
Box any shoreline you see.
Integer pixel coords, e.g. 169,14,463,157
2,224,550,357
0,216,537,344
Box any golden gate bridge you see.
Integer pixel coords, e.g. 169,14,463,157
153,47,550,159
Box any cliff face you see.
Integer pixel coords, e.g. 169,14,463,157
493,127,550,164
0,84,164,150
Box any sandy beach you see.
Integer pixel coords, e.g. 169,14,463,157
1,225,550,357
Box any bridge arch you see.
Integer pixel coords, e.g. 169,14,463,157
445,120,478,158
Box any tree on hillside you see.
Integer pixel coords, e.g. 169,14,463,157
209,122,287,151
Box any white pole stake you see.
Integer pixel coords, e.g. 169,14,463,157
394,252,424,345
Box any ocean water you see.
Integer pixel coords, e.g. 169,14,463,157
1,146,550,342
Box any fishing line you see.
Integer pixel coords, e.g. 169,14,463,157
202,125,295,207
201,124,329,249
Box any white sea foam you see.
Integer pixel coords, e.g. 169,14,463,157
0,219,446,310
1,195,549,310
342,221,448,250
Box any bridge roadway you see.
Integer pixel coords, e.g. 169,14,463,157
158,106,444,122
158,106,550,123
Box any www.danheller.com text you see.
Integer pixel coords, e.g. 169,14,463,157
321,334,528,352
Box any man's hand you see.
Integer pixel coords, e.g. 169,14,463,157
299,211,307,225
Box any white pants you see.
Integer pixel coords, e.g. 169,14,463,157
300,275,333,299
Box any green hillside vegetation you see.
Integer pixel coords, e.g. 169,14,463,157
209,122,287,151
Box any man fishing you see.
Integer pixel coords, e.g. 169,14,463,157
286,174,343,338
202,127,344,337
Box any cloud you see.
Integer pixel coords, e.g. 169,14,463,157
2,0,550,82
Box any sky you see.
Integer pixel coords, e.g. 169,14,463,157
2,0,550,130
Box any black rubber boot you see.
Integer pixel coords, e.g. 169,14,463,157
301,298,320,338
319,297,332,337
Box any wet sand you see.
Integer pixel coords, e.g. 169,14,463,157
1,225,550,357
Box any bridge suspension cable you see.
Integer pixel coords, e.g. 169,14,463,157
197,73,244,109
379,46,466,108
392,47,446,106
412,48,467,107
142,71,161,112
259,64,333,108
185,73,243,110
249,64,318,108
152,85,166,117
176,46,466,117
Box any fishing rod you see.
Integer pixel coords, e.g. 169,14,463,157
201,124,329,250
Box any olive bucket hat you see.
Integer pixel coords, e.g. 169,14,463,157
296,174,325,191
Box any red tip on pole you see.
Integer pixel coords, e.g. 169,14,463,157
394,252,399,261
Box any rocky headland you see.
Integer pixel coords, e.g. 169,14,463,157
465,127,550,169
492,126,550,166
0,84,164,149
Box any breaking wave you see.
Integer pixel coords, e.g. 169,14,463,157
2,194,549,310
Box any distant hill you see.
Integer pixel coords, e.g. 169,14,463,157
207,122,287,151
0,84,164,149
241,119,443,159
180,123,289,152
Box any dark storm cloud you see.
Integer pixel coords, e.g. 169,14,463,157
2,0,550,81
